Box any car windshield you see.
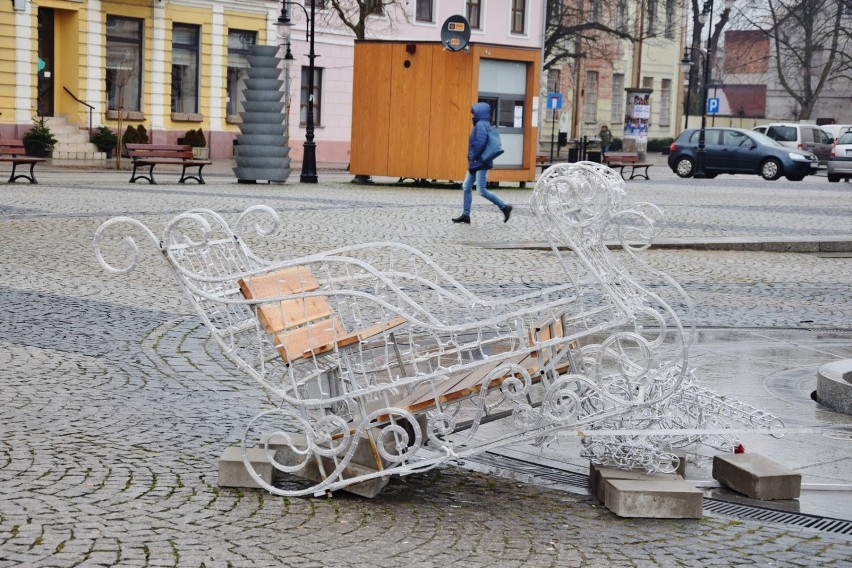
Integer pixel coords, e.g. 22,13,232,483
749,131,784,147
838,133,852,145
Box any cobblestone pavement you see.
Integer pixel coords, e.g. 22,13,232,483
1,166,851,566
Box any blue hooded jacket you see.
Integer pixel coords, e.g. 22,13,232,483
467,102,493,171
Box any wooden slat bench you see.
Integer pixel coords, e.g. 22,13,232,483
0,139,46,184
238,267,407,364
536,153,553,173
126,143,212,184
603,151,653,180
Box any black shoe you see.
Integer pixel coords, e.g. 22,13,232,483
452,214,471,224
501,204,513,223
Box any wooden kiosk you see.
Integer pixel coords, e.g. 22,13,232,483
350,40,541,183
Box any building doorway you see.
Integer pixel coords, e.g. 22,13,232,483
37,8,55,117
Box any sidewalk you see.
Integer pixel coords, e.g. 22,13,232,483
1,166,851,566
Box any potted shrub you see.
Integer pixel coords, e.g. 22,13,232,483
183,128,208,159
22,116,58,158
91,125,118,159
136,124,149,144
121,125,139,157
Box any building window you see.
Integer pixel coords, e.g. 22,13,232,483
300,66,322,126
106,16,142,113
590,0,600,22
643,76,654,90
664,0,675,39
616,0,628,32
611,73,624,123
511,0,526,34
647,0,657,34
226,30,255,119
659,78,671,126
171,24,200,114
467,0,482,29
416,0,433,22
309,0,327,8
584,71,598,124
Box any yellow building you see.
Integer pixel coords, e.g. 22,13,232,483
0,0,274,159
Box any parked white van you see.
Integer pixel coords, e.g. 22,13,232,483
753,123,833,164
821,124,852,142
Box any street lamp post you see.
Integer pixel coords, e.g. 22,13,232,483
680,46,706,130
693,0,734,179
277,1,318,183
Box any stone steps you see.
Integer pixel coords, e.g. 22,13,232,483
43,116,107,164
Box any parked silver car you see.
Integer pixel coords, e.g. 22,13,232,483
827,131,852,183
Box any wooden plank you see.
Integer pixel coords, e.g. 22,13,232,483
271,318,347,362
255,297,334,334
350,42,393,175
239,266,320,298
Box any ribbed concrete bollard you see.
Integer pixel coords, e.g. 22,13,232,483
816,359,852,415
232,44,291,183
713,453,801,500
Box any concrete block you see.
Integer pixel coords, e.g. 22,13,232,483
713,453,801,500
671,449,687,478
604,479,703,519
275,441,389,499
589,463,681,502
218,446,274,489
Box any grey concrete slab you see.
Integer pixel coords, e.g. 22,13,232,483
713,453,802,500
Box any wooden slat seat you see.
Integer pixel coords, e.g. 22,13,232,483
126,143,212,184
0,139,46,184
238,267,406,364
603,151,653,180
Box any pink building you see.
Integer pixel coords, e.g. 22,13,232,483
281,1,544,165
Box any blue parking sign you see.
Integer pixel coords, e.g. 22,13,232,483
707,97,720,114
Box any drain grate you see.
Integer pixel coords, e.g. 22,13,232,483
465,452,852,537
703,498,852,536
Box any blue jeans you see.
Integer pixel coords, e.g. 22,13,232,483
462,169,505,216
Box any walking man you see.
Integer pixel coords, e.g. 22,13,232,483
452,102,512,224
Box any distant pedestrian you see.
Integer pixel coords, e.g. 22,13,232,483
599,124,613,153
452,102,512,224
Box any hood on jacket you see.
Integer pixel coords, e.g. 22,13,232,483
471,102,491,124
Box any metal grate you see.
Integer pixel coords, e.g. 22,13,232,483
703,498,852,536
466,452,852,537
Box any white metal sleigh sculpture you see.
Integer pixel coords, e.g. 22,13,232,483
94,163,781,497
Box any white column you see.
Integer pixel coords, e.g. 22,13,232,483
83,0,104,119
209,5,225,130
150,2,167,131
15,7,33,122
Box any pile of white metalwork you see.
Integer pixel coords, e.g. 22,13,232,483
94,162,782,497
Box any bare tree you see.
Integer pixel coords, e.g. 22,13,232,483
314,0,407,40
685,0,735,117
739,0,851,119
544,0,637,73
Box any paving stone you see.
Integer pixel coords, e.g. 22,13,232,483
713,453,802,500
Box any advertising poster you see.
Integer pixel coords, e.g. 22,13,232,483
623,88,652,154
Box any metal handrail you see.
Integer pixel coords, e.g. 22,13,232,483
62,86,94,135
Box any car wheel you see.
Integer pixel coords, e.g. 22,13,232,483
785,174,805,181
760,158,783,181
674,157,694,178
828,175,840,183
